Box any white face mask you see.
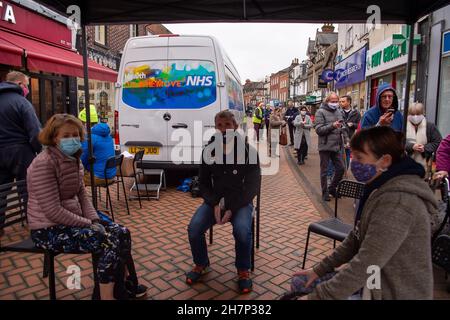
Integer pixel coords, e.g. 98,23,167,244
408,115,425,125
328,102,339,110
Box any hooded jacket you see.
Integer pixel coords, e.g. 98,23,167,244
199,132,261,213
81,123,116,179
341,108,361,139
360,83,404,132
310,158,437,300
0,82,42,152
314,103,349,152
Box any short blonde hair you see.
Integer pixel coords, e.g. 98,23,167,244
6,71,28,83
39,114,85,146
408,102,425,115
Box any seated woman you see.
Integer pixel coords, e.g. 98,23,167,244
26,114,146,300
292,126,438,300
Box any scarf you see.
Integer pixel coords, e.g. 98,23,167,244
355,156,425,225
406,119,428,169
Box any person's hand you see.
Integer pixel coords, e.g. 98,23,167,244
293,268,319,288
333,121,342,129
379,112,394,126
221,210,232,224
214,205,222,225
433,171,449,181
413,144,425,153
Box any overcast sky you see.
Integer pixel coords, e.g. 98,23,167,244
164,23,324,83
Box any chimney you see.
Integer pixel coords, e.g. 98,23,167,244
321,23,335,33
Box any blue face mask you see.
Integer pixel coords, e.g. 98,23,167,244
58,137,81,156
328,103,339,110
350,159,379,183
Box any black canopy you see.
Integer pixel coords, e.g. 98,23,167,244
35,0,449,25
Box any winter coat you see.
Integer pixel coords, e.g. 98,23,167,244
360,83,403,132
199,133,261,214
310,173,436,300
436,134,450,173
81,123,116,179
314,104,349,153
0,82,42,153
405,120,442,162
341,108,361,139
293,114,312,149
284,107,299,125
268,113,285,148
27,146,99,230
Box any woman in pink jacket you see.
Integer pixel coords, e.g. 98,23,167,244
27,114,146,300
435,134,450,180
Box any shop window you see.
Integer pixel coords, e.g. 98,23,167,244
30,77,40,120
54,81,65,114
97,81,103,90
438,56,450,137
345,27,354,49
44,80,53,123
130,24,138,37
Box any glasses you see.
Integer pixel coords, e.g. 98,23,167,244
381,95,394,100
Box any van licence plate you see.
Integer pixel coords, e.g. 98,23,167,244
128,146,160,155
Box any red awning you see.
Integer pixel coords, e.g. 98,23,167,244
0,35,23,67
0,30,117,82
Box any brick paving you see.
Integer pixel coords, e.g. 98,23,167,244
0,133,448,299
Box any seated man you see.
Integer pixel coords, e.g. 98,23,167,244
186,110,261,294
78,105,116,186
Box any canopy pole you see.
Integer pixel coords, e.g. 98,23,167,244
81,23,98,209
402,23,415,137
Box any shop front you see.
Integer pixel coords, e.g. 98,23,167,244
366,36,416,112
334,45,367,110
0,0,117,125
437,30,450,137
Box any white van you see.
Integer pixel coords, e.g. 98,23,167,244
114,34,245,169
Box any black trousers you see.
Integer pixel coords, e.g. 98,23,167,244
288,123,295,145
297,136,308,162
319,150,344,196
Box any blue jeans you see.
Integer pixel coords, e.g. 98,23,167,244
188,203,253,270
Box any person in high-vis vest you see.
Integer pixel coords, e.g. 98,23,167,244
252,102,264,142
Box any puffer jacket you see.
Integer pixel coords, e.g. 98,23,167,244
436,134,450,173
81,123,116,179
314,103,349,152
27,146,99,230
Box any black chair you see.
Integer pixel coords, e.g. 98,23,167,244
130,150,145,209
302,179,365,269
0,180,100,300
209,180,261,271
98,155,131,220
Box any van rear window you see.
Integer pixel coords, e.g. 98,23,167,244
122,60,217,109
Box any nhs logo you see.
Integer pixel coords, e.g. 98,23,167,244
186,76,214,86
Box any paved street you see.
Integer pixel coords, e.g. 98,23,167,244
0,131,449,300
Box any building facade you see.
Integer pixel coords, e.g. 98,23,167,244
243,79,265,108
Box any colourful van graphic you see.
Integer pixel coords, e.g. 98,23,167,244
122,60,217,109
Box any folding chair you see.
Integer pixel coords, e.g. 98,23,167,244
0,180,100,300
302,179,365,269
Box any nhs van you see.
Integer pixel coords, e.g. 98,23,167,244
114,34,245,169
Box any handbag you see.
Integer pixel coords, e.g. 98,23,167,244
279,126,288,146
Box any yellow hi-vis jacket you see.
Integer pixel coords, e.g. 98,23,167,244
252,106,263,124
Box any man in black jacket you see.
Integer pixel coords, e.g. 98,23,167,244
340,95,361,169
186,110,261,294
284,100,299,146
0,71,41,231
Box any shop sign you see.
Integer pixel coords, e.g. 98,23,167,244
334,46,367,89
366,37,409,77
88,49,120,71
443,31,450,56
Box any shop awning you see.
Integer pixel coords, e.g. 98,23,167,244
0,30,117,82
0,36,23,67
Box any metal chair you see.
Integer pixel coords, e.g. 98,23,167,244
0,180,100,300
129,150,145,208
101,154,131,219
302,179,365,269
209,180,261,271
